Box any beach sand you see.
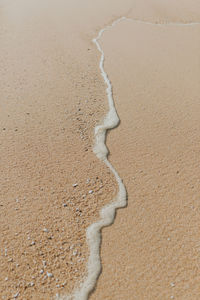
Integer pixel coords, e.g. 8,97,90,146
91,11,200,300
1,0,200,299
0,0,122,298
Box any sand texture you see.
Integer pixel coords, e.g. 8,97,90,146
91,14,200,300
1,0,200,299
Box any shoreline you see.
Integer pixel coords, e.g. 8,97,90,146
1,1,200,299
91,15,200,300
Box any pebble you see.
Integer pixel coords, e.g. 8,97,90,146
86,179,90,184
29,282,34,287
39,269,44,274
167,238,171,241
170,282,175,287
89,190,93,194
73,183,78,187
5,277,8,281
63,203,67,207
42,261,46,267
43,228,49,233
47,272,53,278
13,292,19,298
30,241,35,246
8,258,13,262
61,281,67,287
73,250,78,256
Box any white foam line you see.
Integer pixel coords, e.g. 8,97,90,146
59,17,200,300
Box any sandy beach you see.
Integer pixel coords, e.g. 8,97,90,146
1,0,200,299
91,11,200,300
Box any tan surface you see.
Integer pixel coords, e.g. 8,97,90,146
91,16,200,300
0,0,122,299
1,0,200,299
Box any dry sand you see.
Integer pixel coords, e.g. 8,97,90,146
91,11,200,300
1,0,200,299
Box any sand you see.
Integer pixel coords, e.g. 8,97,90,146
1,0,200,299
91,10,200,300
0,0,120,298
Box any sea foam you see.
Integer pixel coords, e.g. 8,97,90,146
59,16,200,300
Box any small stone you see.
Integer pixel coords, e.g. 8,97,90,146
56,284,60,288
167,238,171,241
5,277,8,281
30,241,35,246
42,261,46,267
73,183,78,187
170,296,174,299
29,282,34,287
43,228,48,233
63,203,67,207
89,190,93,194
13,292,19,298
39,269,44,274
61,281,67,287
15,198,19,203
170,282,175,287
73,250,78,256
47,272,53,278
8,258,13,262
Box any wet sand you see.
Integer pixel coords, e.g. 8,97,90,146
91,13,200,300
1,0,200,299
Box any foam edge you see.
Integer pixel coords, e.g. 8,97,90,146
58,16,200,300
57,17,127,300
